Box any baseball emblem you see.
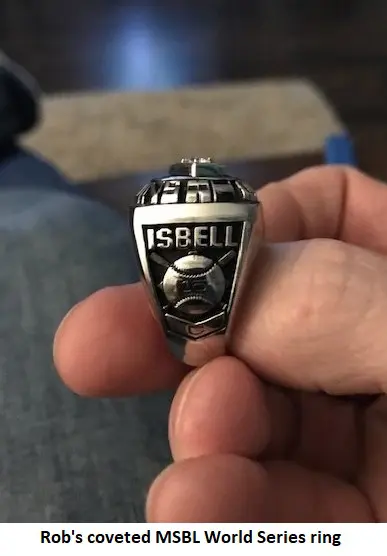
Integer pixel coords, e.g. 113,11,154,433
162,254,226,316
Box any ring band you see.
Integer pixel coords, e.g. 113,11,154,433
131,158,262,367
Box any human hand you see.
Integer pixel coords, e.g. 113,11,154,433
53,166,387,523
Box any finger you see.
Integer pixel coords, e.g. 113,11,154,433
147,455,268,523
169,356,296,461
231,239,387,395
260,165,387,253
146,454,373,522
294,392,359,481
359,395,387,521
54,284,186,396
170,357,359,480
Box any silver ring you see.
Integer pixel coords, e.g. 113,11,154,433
131,158,263,367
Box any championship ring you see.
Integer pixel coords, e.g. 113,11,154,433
130,158,262,367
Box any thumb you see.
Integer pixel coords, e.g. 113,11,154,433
230,238,387,395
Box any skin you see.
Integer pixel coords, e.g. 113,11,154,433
53,165,387,522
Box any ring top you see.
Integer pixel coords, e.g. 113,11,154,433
136,157,257,206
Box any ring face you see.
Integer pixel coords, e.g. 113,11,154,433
131,158,261,362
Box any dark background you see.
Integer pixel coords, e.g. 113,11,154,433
2,0,387,181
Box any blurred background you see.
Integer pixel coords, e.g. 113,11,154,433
2,0,386,188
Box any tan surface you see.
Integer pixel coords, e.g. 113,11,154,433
22,79,343,181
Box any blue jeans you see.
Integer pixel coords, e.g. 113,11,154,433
0,148,172,522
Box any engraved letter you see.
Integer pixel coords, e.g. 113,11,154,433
147,228,155,250
225,225,238,247
156,228,173,249
194,226,209,248
176,227,191,248
210,226,223,248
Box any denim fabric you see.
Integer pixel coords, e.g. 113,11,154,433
0,149,172,522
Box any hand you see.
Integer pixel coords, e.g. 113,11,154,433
53,166,387,523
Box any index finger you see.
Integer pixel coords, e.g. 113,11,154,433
54,284,188,396
54,166,387,396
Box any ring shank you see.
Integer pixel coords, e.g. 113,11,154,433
167,334,227,368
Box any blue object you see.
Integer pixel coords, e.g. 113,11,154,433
324,133,357,166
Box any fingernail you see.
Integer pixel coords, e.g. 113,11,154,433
53,300,84,362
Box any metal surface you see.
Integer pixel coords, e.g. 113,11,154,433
130,158,262,367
